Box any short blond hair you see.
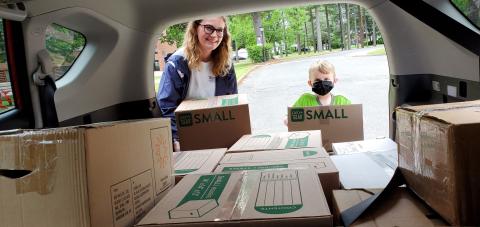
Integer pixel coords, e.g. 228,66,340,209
308,60,336,82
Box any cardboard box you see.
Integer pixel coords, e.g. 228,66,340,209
215,148,339,209
287,104,363,151
173,148,226,183
0,119,174,227
175,94,251,151
332,138,398,170
332,188,448,226
330,153,394,189
228,130,322,153
396,100,480,225
137,169,332,227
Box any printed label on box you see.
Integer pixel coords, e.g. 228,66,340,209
111,170,154,227
168,174,231,219
150,127,173,197
254,170,303,214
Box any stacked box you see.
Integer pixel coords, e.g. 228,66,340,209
137,169,332,227
287,104,363,151
0,119,174,227
396,100,480,225
175,94,251,150
215,147,339,208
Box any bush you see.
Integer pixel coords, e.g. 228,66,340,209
247,43,274,63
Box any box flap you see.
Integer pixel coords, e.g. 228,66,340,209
228,130,322,152
220,147,329,164
176,94,248,112
174,148,227,175
397,100,480,125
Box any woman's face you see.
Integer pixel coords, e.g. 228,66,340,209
196,17,225,54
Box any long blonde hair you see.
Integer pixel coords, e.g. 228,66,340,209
183,17,232,76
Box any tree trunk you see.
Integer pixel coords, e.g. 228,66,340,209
325,5,331,51
315,6,323,51
281,10,288,56
337,4,344,50
358,5,365,48
372,19,377,46
310,8,317,52
252,12,264,45
303,22,308,54
296,33,301,54
364,9,369,46
353,6,358,48
345,4,351,50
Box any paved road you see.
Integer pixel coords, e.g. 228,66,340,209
238,46,390,139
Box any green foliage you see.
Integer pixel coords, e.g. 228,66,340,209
246,45,263,62
247,44,273,62
46,23,86,65
228,15,256,48
160,23,187,46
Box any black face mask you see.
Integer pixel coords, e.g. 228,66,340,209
312,80,334,96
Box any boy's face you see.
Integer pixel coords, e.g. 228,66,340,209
308,71,336,87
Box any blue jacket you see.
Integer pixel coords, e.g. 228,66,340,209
157,53,238,140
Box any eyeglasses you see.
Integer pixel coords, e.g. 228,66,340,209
199,24,224,36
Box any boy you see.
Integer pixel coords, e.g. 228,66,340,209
293,60,351,107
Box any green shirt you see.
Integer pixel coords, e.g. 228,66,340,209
293,93,351,107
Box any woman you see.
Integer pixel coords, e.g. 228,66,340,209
157,17,237,149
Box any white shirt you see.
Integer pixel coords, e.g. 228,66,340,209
185,61,216,100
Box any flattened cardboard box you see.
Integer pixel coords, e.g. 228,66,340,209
136,169,332,227
175,94,251,151
173,148,226,183
332,138,397,155
0,118,174,227
228,130,322,153
330,153,394,189
215,148,339,208
396,100,480,226
333,188,448,226
287,104,363,151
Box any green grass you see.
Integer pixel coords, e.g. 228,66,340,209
234,60,256,81
367,48,386,55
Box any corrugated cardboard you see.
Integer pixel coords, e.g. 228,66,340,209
173,148,226,183
228,130,322,153
175,94,251,151
332,188,448,226
330,153,394,189
136,169,332,227
396,100,480,226
287,104,363,151
0,119,174,227
215,148,339,209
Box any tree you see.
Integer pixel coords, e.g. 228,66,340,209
160,23,187,46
